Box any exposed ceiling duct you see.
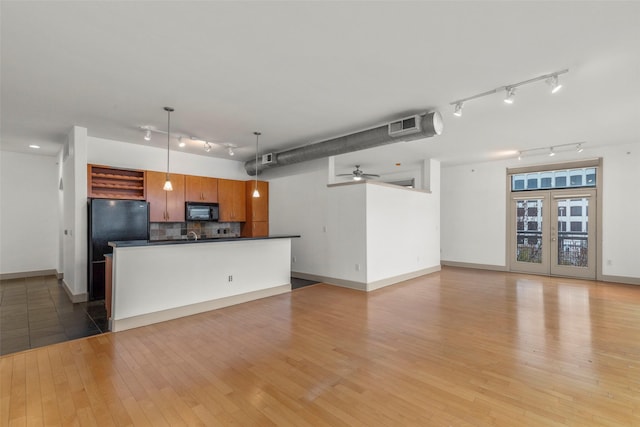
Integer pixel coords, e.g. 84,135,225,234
244,111,443,176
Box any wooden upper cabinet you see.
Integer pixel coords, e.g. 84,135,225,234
241,180,269,237
146,170,185,222
185,175,218,203
246,180,269,222
218,179,246,222
88,164,146,200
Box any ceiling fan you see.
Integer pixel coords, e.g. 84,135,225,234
337,165,380,181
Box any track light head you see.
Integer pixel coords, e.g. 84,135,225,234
547,74,563,94
223,143,236,156
178,137,186,148
504,87,516,104
144,129,151,141
204,142,211,152
517,151,522,161
576,143,584,153
453,102,463,117
549,147,555,157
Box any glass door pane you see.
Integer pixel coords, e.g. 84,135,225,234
550,190,596,279
510,193,549,275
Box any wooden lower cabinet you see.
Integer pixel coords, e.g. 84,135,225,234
242,180,269,237
147,171,185,222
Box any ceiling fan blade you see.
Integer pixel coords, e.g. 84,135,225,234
336,173,355,176
362,173,380,178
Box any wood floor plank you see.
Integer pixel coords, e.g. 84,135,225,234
3,267,640,426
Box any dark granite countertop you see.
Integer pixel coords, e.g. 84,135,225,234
109,235,300,248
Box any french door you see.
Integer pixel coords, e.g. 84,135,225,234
509,189,596,279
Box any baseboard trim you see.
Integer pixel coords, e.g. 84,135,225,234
61,279,88,303
292,266,442,292
441,260,508,272
0,269,59,280
366,266,441,291
441,261,640,286
599,274,640,286
112,284,291,332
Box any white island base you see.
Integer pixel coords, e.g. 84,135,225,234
109,237,294,332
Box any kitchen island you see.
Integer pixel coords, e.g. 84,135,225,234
108,235,299,332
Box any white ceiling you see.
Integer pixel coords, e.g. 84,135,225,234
2,1,639,177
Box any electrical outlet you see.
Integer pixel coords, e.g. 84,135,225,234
292,256,297,263
322,226,327,233
355,263,360,271
228,275,233,282
607,259,612,266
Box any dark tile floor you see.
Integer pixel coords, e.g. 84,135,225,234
291,277,320,290
0,275,314,355
0,275,107,356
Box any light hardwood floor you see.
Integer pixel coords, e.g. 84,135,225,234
2,267,640,426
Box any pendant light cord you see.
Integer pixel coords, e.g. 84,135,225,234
166,107,172,179
253,131,261,197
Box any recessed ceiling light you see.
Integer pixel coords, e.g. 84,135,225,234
29,144,40,149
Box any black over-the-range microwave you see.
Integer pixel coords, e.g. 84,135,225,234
185,202,219,221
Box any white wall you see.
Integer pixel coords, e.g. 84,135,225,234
366,160,440,283
441,163,507,267
87,137,248,180
326,184,367,282
441,141,640,280
0,151,59,275
599,143,640,278
268,158,440,288
61,126,89,298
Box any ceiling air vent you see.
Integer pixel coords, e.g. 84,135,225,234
262,153,275,165
388,115,422,137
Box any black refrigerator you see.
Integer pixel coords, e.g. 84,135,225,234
88,199,149,300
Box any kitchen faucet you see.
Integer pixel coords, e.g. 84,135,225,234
187,231,199,240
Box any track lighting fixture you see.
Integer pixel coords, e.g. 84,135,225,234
516,142,585,160
453,102,463,117
547,74,562,94
449,68,568,116
504,87,516,104
139,126,240,155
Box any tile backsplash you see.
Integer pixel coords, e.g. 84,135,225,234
150,222,241,240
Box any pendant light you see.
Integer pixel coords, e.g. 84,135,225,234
252,132,261,198
163,107,174,191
